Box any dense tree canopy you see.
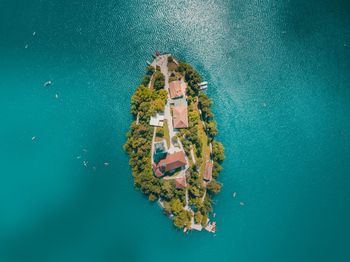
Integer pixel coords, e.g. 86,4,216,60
154,71,165,91
176,62,202,97
207,179,222,194
125,59,225,231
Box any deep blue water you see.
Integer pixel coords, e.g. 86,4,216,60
1,1,350,261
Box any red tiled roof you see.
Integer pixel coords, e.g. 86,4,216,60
155,169,164,177
169,81,183,99
175,177,187,189
172,105,188,129
203,161,213,181
158,151,187,172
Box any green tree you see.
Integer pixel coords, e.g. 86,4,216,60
212,141,225,163
207,179,222,194
160,180,175,201
206,121,218,139
173,210,192,229
142,75,151,86
154,72,165,90
156,127,164,137
194,211,203,224
171,199,184,215
146,65,155,75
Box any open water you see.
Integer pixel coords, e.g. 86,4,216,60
1,1,350,261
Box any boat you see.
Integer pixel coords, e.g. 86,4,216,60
233,192,237,198
33,31,36,36
240,201,245,206
31,136,36,141
198,81,208,86
55,94,59,99
104,162,109,166
44,80,52,87
146,61,151,65
199,85,208,90
25,44,28,49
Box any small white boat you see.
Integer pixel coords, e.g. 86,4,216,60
199,85,208,90
31,136,36,141
233,192,237,198
44,80,52,87
198,81,208,86
55,94,59,99
240,201,245,206
25,44,28,49
83,161,88,167
104,162,109,166
76,155,82,159
33,31,36,36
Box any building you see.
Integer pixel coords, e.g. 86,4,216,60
169,81,184,99
203,161,213,181
172,97,187,107
153,151,187,177
172,104,188,129
149,112,164,127
175,176,187,189
153,140,167,163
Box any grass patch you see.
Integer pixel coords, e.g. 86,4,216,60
149,74,155,90
198,121,211,176
163,119,170,148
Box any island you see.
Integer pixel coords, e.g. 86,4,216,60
124,52,225,233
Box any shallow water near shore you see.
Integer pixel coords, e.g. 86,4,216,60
1,0,350,261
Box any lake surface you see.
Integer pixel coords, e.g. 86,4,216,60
1,1,350,261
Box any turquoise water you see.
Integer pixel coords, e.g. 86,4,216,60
1,1,350,261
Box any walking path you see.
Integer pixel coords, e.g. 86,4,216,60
151,128,156,164
190,146,196,165
158,55,178,150
151,54,206,232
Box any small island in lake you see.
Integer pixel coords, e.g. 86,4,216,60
124,52,225,233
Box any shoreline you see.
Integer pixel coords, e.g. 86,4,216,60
124,51,225,233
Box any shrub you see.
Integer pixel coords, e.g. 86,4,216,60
146,65,155,75
207,179,222,194
154,71,165,90
142,75,151,86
